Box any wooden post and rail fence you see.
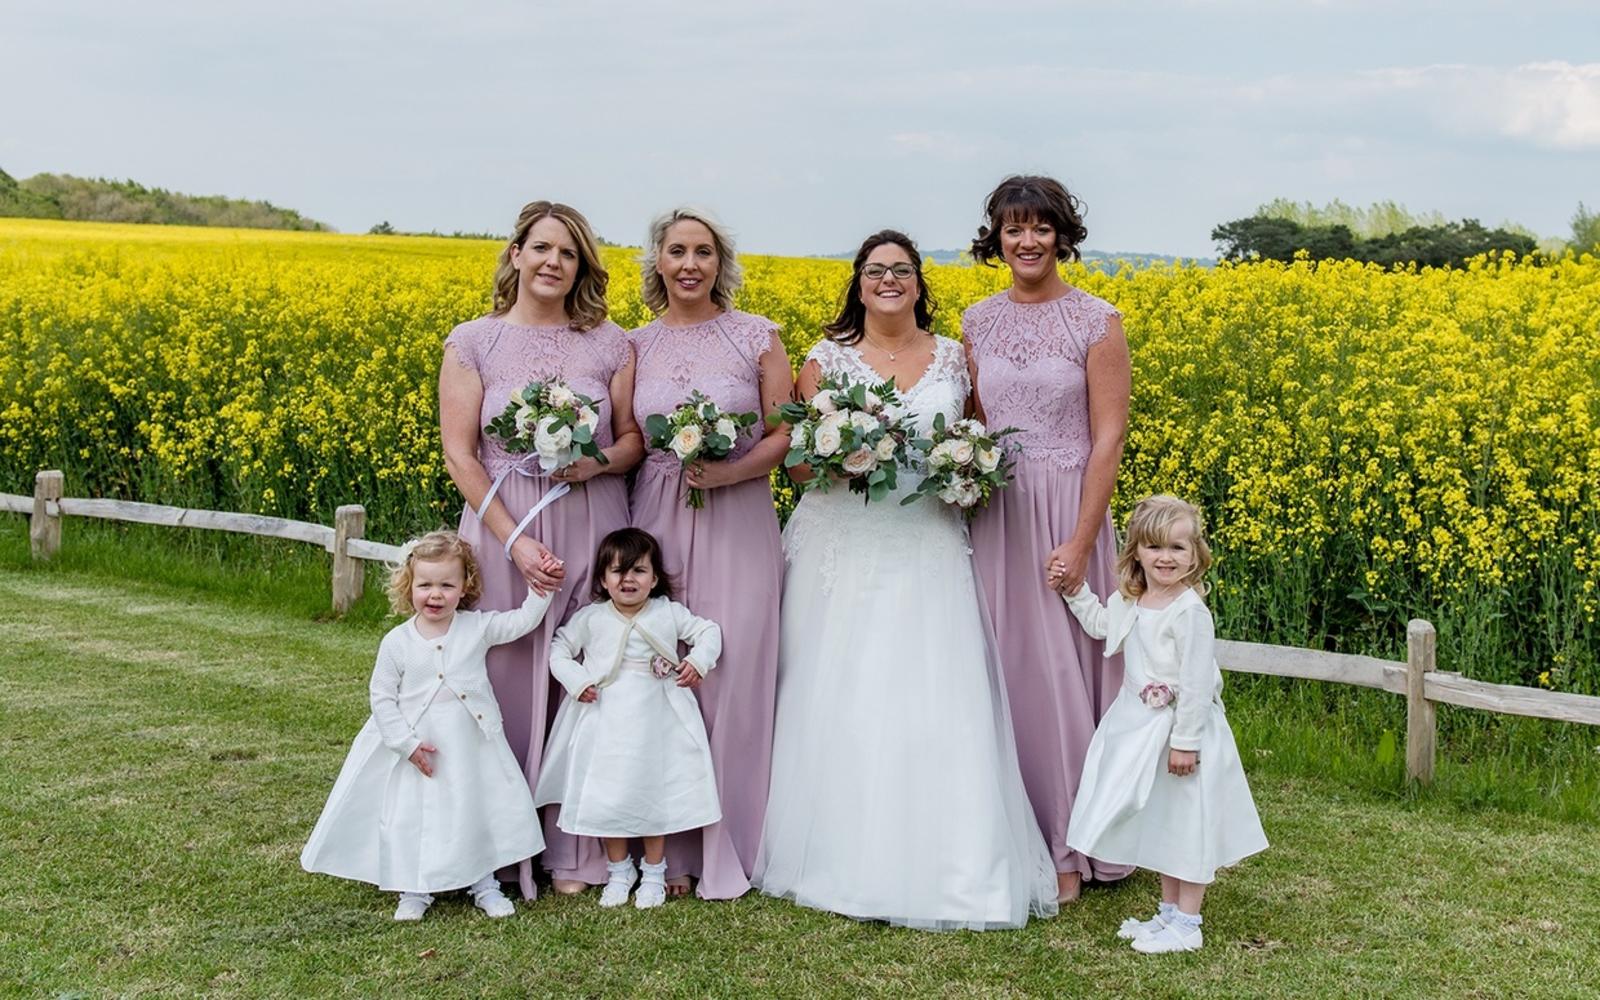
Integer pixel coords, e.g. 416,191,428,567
7,469,1600,785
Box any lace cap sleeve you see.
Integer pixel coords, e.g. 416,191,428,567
732,311,781,361
1079,292,1122,350
591,321,631,378
443,319,485,373
960,293,1005,349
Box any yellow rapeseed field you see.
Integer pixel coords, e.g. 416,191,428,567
1,219,1595,689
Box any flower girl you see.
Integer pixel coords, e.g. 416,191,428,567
301,530,557,921
1062,496,1267,953
534,527,723,909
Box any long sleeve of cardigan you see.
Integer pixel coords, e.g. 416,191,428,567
672,602,723,674
548,611,595,698
1062,584,1111,640
368,637,422,759
1169,607,1217,752
479,586,556,648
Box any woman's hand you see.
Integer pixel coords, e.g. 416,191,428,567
551,456,606,485
685,459,738,492
1046,537,1091,594
677,661,704,689
1168,748,1198,777
510,536,565,596
409,742,437,777
577,685,598,704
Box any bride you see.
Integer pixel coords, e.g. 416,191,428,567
753,231,1059,930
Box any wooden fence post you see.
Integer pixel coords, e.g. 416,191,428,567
30,470,64,561
332,504,366,614
1405,619,1437,785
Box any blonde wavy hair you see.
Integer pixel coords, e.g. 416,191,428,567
386,530,484,615
639,206,743,315
1115,495,1214,599
491,200,609,331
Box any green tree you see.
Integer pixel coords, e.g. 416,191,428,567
1571,202,1600,252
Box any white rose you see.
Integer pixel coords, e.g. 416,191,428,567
576,406,600,433
670,423,704,460
790,421,813,451
882,403,907,424
535,416,572,454
957,418,984,436
813,421,844,457
874,435,898,462
812,392,837,415
976,446,1000,473
949,439,975,466
841,447,877,475
546,384,577,408
715,416,738,442
937,483,961,505
928,440,957,470
848,411,877,434
861,389,882,413
953,478,981,507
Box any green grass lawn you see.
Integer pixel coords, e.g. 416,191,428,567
3,521,1599,997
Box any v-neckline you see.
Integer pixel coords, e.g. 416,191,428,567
846,337,943,396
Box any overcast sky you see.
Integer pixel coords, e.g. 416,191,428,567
4,1,1597,257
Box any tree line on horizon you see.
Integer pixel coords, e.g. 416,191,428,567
0,168,328,231
1214,198,1600,268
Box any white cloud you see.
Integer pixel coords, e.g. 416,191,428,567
1363,62,1600,149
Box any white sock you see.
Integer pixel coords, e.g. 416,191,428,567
1171,909,1202,928
1158,901,1177,919
640,859,668,882
399,891,432,906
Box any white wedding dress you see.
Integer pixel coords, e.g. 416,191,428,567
753,336,1059,931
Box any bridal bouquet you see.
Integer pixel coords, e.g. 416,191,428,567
901,413,1017,517
772,373,916,503
643,391,760,508
483,379,608,473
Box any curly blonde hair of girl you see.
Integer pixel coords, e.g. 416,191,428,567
1114,495,1214,600
490,200,610,331
386,530,484,615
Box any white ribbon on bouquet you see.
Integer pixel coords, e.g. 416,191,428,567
477,451,576,561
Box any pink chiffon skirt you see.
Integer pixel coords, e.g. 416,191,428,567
968,458,1132,882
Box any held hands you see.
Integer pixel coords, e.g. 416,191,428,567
1046,538,1090,594
409,742,438,777
551,456,606,485
1168,748,1198,777
676,661,704,689
685,459,738,492
511,536,565,596
577,685,598,704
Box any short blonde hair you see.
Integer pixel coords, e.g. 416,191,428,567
386,530,483,615
491,200,610,331
1115,495,1214,599
639,206,743,315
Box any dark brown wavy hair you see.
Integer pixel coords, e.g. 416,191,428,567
491,200,609,331
823,230,938,346
589,527,675,603
970,175,1088,266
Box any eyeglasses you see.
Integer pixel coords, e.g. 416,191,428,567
860,262,916,280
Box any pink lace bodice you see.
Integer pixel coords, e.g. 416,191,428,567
962,288,1119,471
445,316,631,477
630,310,778,471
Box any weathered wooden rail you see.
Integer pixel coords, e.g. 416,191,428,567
7,469,1600,783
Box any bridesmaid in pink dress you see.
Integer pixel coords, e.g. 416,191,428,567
439,200,643,899
628,207,792,899
963,176,1134,902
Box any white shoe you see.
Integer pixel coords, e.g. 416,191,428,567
1117,913,1166,940
393,894,433,921
473,884,516,918
635,859,668,909
1131,921,1203,953
599,858,637,908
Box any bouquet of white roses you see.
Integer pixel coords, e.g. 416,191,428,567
483,379,608,473
771,373,916,503
643,391,760,509
902,413,1017,517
